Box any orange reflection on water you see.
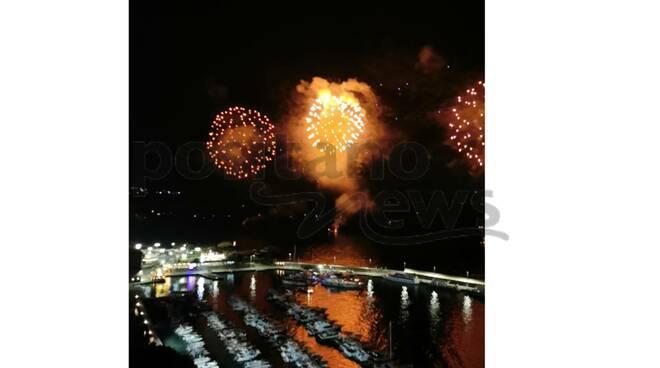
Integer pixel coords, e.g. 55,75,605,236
442,295,484,368
294,284,387,352
288,321,359,368
154,277,171,298
299,235,372,267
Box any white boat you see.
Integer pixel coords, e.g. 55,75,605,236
243,359,271,368
235,346,260,362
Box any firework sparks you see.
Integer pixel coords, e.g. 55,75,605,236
304,89,366,152
206,106,276,178
447,81,484,170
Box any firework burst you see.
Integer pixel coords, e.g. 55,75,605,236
304,90,366,152
447,81,484,170
206,106,276,179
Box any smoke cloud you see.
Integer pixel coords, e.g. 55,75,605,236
284,77,393,229
416,46,446,74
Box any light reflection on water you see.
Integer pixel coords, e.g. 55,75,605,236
400,286,410,325
147,272,483,367
197,277,205,301
187,275,196,291
212,280,219,297
154,277,170,298
367,279,374,298
295,283,387,351
462,295,473,325
429,291,441,337
249,274,256,301
298,235,375,267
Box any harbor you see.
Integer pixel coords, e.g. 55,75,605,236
131,262,484,367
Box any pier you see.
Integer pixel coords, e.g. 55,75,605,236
140,260,485,289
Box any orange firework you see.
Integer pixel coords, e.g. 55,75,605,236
447,81,484,170
206,106,276,178
304,90,366,152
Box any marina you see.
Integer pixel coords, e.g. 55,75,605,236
131,266,484,367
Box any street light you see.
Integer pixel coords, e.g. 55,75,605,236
134,243,142,250
403,261,406,270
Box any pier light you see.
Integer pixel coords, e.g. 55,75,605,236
134,243,142,250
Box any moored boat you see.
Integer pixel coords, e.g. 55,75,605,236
320,275,364,289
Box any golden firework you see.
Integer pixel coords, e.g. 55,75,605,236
448,81,484,170
206,106,276,178
304,90,366,152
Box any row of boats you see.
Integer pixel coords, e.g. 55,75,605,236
204,312,271,368
282,271,363,290
173,324,219,368
266,289,377,365
228,296,328,368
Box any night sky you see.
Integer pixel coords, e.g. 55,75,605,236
130,2,485,273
